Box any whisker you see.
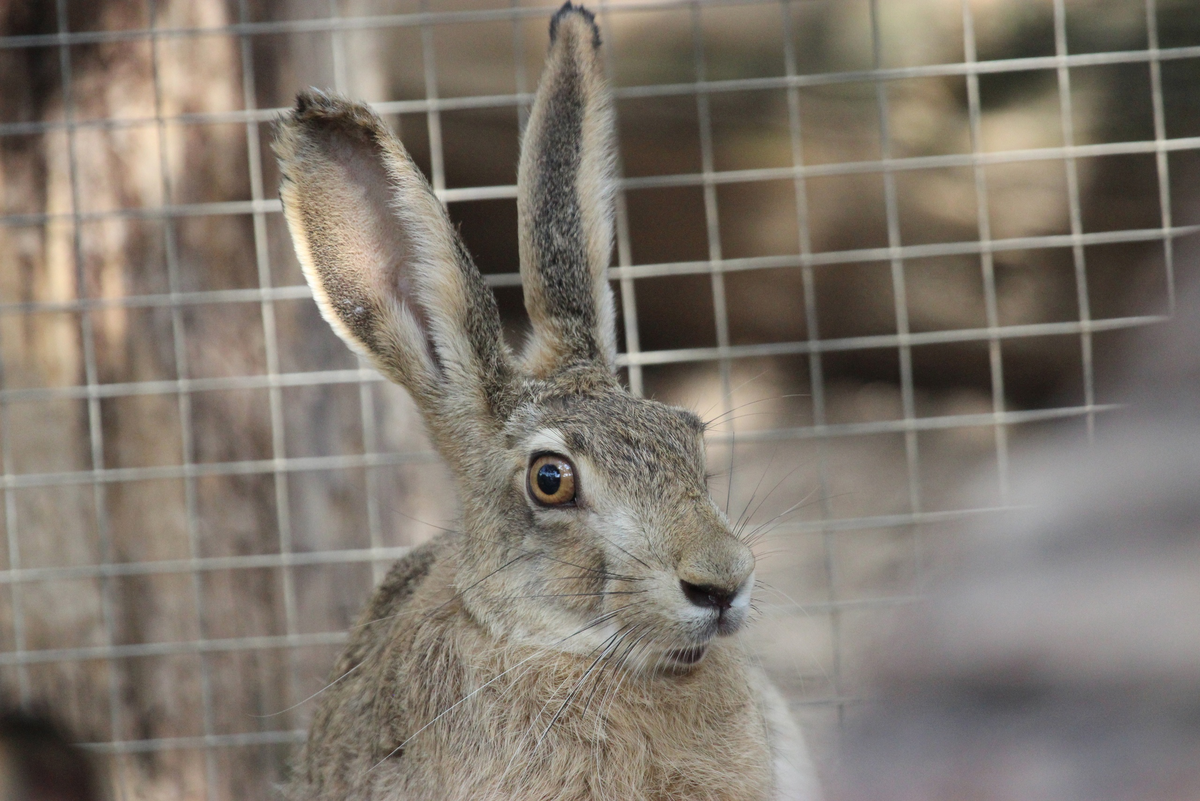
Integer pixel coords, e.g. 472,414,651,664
350,551,536,634
736,461,806,533
259,550,539,717
748,548,798,560
590,529,655,572
740,486,822,547
735,461,810,542
506,590,649,599
534,625,635,750
581,623,654,719
753,579,834,686
453,530,650,583
732,443,783,537
696,370,771,422
249,658,366,718
703,393,809,429
366,605,635,772
374,501,460,536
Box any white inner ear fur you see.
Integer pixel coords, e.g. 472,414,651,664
380,156,481,378
575,70,618,366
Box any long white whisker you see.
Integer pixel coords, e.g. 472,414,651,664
533,626,636,750
365,606,633,773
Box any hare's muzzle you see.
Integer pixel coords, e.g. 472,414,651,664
676,537,755,635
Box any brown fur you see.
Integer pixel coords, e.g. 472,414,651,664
273,4,818,799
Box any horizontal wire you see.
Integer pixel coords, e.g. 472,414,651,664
706,404,1121,444
759,594,923,615
0,631,347,667
0,198,278,227
0,5,1196,88
1,450,440,490
0,314,1159,406
3,46,1200,139
761,506,1016,537
0,546,413,586
611,225,1200,281
621,135,1200,190
4,134,1200,226
619,314,1165,367
0,0,785,50
3,222,1196,318
80,729,307,754
0,284,312,317
1,367,389,403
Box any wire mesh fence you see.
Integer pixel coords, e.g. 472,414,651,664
0,0,1196,797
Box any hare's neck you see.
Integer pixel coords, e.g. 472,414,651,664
445,642,773,800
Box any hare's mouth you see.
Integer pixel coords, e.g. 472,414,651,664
665,644,707,666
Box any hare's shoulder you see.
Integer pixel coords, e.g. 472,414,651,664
290,537,456,798
364,538,447,624
335,535,456,675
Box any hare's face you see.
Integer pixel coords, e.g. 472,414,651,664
275,7,754,672
482,378,756,671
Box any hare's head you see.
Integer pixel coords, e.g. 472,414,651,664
273,3,753,672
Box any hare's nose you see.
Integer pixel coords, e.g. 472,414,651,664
676,534,755,612
680,580,737,611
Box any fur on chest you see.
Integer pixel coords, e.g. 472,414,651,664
372,626,776,800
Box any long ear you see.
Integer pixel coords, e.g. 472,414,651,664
517,3,619,376
273,91,515,444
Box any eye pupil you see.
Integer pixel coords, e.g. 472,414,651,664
528,454,576,506
536,463,561,495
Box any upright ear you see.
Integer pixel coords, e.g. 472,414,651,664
517,3,619,376
273,91,514,436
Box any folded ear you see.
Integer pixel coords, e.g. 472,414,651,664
517,3,619,376
273,91,515,438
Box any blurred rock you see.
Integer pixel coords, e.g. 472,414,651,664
837,259,1200,800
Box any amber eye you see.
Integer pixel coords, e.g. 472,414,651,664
527,454,577,507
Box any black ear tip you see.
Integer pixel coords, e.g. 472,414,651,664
293,88,331,117
549,2,601,48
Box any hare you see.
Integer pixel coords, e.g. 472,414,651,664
272,4,819,799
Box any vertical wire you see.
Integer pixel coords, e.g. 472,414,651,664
961,0,1010,503
598,1,644,397
328,0,386,585
420,1,446,197
329,0,348,97
54,1,127,794
689,3,736,511
1145,0,1175,314
868,1,923,597
780,0,842,723
235,0,301,716
512,0,530,134
145,3,217,796
1052,0,1096,441
0,338,29,705
357,335,385,586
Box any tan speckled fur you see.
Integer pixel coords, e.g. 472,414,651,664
272,4,819,799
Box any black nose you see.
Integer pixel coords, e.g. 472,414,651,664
680,580,737,612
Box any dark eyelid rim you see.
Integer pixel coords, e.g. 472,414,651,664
526,451,581,509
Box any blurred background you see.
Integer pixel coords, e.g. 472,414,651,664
0,0,1197,798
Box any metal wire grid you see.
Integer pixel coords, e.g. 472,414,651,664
0,0,1190,793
